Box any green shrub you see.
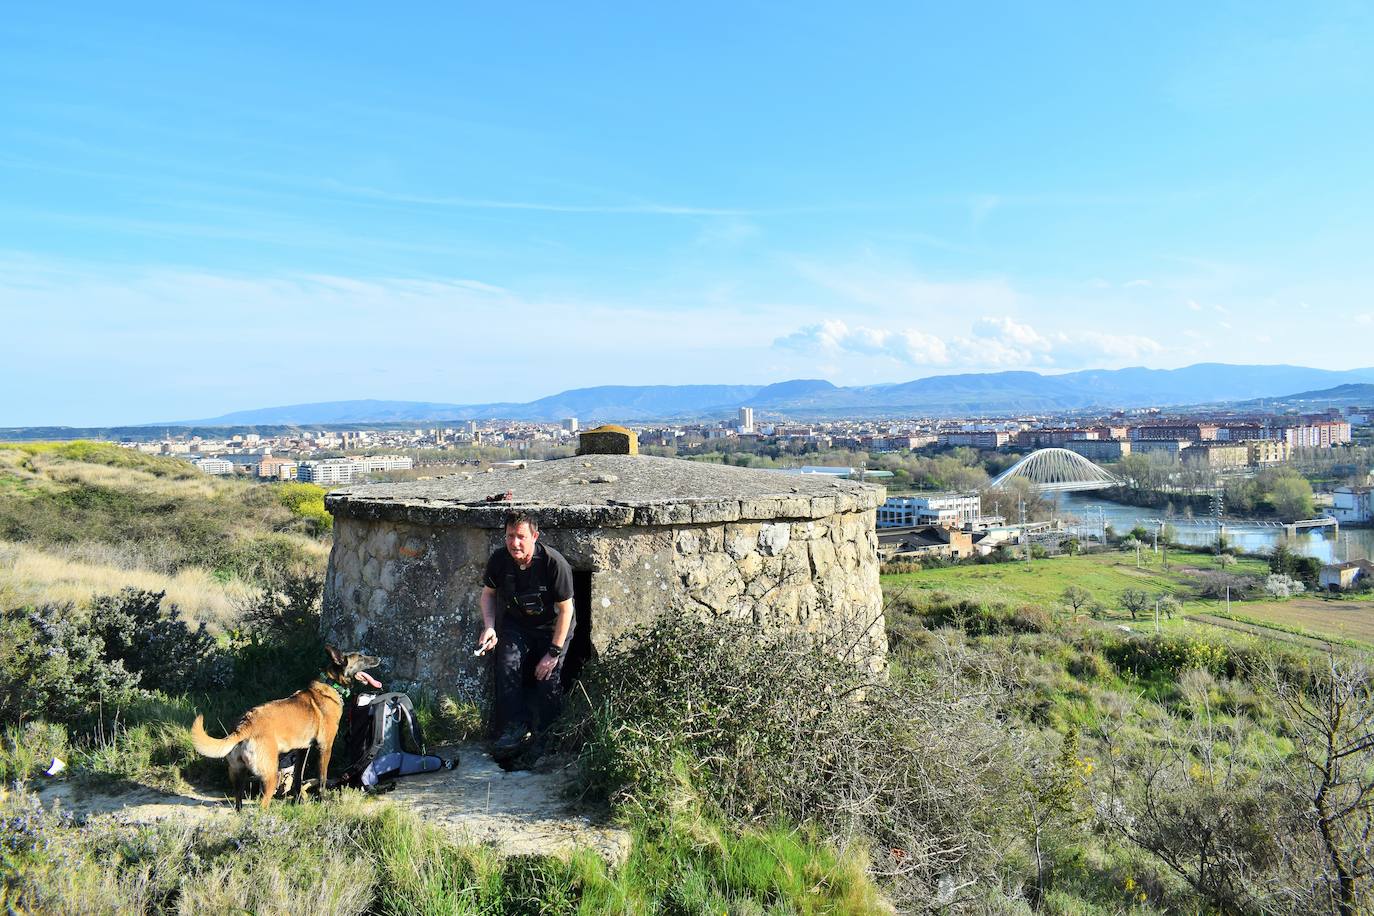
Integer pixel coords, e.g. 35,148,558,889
919,596,1050,636
1068,651,1112,683
1,789,887,915
1103,634,1232,680
276,481,332,533
0,603,142,726
89,589,228,693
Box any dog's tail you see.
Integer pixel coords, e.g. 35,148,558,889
190,715,242,758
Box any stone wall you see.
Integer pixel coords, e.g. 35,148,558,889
322,508,885,704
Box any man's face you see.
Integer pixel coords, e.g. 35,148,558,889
504,522,538,565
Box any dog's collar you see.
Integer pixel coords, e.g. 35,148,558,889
317,672,352,701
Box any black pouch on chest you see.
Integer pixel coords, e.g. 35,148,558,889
504,572,547,618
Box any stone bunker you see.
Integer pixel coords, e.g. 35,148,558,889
321,453,887,706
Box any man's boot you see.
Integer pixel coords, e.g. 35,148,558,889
493,722,531,758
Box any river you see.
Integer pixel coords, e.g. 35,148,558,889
1054,492,1374,564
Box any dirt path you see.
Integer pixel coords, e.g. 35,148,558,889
30,741,630,865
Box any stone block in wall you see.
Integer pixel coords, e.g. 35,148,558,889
691,500,742,523
635,501,694,526
739,497,783,519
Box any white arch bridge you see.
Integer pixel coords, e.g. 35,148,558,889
987,448,1122,493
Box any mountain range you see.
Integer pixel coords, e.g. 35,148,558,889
167,363,1374,426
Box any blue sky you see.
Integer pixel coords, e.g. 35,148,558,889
4,2,1373,425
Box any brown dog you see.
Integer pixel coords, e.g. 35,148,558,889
191,645,382,810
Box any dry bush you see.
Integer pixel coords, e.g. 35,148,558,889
560,613,1030,911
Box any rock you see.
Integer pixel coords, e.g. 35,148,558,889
757,523,790,556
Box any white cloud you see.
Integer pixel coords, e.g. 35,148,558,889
1186,299,1203,311
1124,279,1153,288
972,316,1051,350
775,315,1161,372
775,321,950,365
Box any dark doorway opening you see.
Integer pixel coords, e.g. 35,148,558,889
562,570,595,688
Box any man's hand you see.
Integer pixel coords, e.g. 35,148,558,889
535,652,559,681
475,627,498,656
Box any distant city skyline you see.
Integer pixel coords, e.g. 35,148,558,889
4,3,1374,425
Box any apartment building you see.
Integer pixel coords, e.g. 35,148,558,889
297,454,413,484
1015,428,1099,448
878,492,982,529
1280,419,1352,448
1181,442,1249,469
1131,439,1189,460
1064,439,1131,461
1245,440,1290,466
257,456,298,480
938,431,1010,448
191,457,234,475
1132,423,1219,441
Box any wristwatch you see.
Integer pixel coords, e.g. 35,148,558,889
547,643,564,658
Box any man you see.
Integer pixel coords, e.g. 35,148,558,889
477,511,575,757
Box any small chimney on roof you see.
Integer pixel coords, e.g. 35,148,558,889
577,424,638,456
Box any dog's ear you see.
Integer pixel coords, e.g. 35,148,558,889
326,645,345,666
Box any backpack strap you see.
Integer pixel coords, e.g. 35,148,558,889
392,694,425,755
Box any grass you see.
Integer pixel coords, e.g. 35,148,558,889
882,550,1268,616
0,540,260,629
1,790,887,915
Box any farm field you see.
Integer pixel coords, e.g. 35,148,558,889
881,550,1268,612
1203,598,1374,647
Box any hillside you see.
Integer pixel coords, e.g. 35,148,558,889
0,442,329,624
1271,382,1374,403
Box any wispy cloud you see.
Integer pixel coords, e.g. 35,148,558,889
969,193,1000,228
315,180,762,216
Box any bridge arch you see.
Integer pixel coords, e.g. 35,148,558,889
986,447,1121,492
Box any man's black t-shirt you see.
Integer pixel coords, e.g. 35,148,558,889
483,542,574,632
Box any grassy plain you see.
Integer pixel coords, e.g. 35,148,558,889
885,549,1374,650
883,549,1266,610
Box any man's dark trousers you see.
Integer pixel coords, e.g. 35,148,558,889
496,622,572,733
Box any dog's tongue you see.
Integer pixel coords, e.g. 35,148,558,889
356,671,382,689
